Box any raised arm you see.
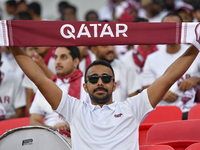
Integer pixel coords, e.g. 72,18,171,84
9,47,62,110
147,45,199,108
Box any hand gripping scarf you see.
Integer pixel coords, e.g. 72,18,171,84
0,20,200,50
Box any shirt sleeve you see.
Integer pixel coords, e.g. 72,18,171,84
30,90,53,115
56,91,83,124
124,89,154,124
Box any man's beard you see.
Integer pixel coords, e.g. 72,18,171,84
88,87,112,104
98,51,114,63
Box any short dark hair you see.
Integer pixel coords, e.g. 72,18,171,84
28,2,41,16
56,46,80,60
58,1,69,9
85,10,98,21
17,11,32,20
6,0,16,6
65,5,77,14
162,12,183,22
84,60,115,83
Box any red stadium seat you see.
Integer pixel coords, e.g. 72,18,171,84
188,104,200,119
146,119,200,150
140,145,174,150
139,106,182,145
0,117,30,136
185,143,200,150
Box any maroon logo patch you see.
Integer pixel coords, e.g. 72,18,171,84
114,113,123,118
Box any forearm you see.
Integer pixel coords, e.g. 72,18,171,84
39,64,54,79
29,119,46,127
163,45,199,85
148,45,199,108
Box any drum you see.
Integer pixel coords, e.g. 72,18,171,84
0,126,72,150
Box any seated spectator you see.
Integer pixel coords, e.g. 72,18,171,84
121,17,158,86
193,1,200,22
22,46,56,116
176,8,193,22
0,103,6,121
5,0,17,20
78,46,96,73
142,13,200,119
16,11,32,20
29,46,89,131
28,2,42,20
57,1,69,21
0,48,26,119
63,4,78,21
85,10,99,21
138,0,168,22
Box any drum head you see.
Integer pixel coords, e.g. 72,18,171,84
0,126,71,150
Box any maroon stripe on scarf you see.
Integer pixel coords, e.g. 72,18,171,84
44,47,56,65
51,69,83,99
7,20,181,46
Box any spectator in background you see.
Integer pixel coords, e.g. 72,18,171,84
29,46,88,132
121,17,158,82
78,46,96,74
90,45,141,102
57,1,69,21
163,0,193,13
115,1,138,22
15,0,28,16
28,2,41,20
16,11,32,20
0,51,6,121
142,13,200,120
192,1,200,22
22,47,56,116
24,47,37,58
138,0,168,22
63,4,77,21
176,8,193,22
5,0,17,20
0,47,26,119
85,10,99,21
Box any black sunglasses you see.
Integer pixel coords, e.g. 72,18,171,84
87,74,114,84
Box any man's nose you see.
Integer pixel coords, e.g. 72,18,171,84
97,77,103,85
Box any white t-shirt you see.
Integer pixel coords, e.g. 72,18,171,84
120,48,144,91
142,44,200,112
0,69,26,119
56,89,153,150
29,77,89,127
0,103,6,119
111,59,141,102
138,8,168,22
1,52,26,119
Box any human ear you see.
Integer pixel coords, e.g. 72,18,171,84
83,83,88,93
90,46,97,55
74,58,80,68
112,82,117,92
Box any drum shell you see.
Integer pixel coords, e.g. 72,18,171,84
0,126,72,150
